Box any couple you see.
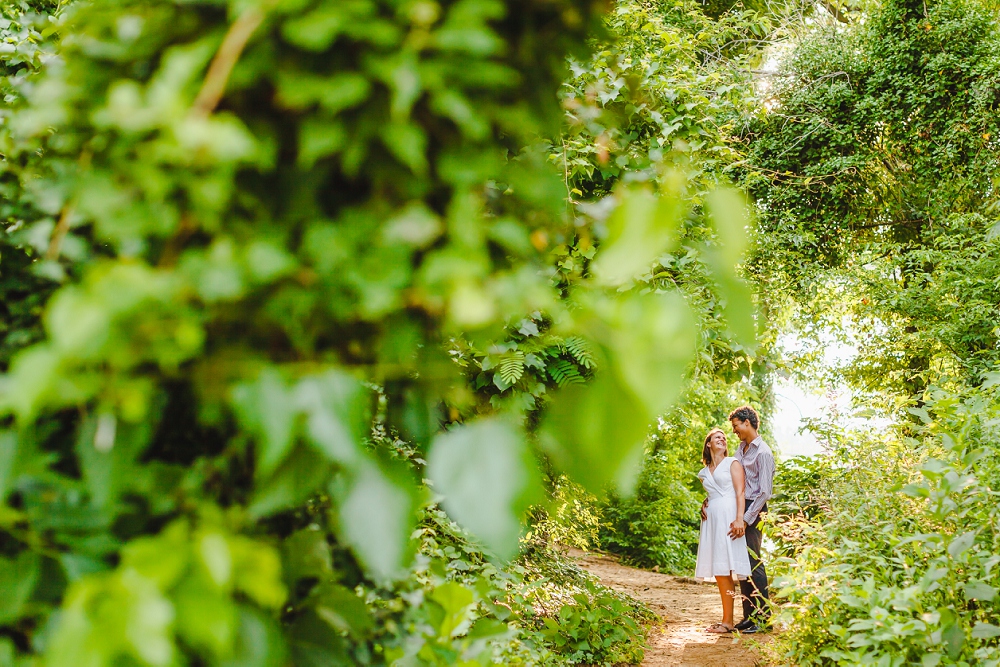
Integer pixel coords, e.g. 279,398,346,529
695,405,775,634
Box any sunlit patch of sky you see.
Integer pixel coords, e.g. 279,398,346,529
770,330,891,459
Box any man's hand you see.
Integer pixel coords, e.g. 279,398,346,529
700,498,709,521
728,518,746,539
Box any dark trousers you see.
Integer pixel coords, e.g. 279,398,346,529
740,508,770,623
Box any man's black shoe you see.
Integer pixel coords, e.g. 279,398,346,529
734,619,755,631
738,624,760,634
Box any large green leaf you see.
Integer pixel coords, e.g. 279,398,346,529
0,551,40,624
282,526,333,590
539,289,697,494
231,369,298,477
308,582,373,638
248,445,333,519
604,291,697,416
218,607,287,667
428,581,476,639
75,416,153,509
590,184,684,287
705,189,756,347
426,418,541,559
295,371,369,467
540,371,651,495
331,457,419,583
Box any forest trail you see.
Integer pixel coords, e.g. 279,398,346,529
568,549,770,667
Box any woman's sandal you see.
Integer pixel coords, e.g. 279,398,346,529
705,623,734,634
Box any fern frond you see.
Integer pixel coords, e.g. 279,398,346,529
547,359,584,387
564,336,597,369
499,351,525,386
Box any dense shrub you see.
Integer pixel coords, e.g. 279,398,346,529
598,449,700,573
767,389,1000,665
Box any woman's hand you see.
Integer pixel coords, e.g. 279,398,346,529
728,518,746,539
700,498,709,521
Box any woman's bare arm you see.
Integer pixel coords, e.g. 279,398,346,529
728,461,747,539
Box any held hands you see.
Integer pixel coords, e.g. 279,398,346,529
700,498,709,522
728,518,746,540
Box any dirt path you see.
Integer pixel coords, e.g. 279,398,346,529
569,549,769,667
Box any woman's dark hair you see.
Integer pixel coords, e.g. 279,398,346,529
728,405,760,430
702,428,726,465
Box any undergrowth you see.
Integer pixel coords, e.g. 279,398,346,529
336,430,655,666
765,388,1000,666
358,504,654,666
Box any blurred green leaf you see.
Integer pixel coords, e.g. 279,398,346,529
0,551,40,624
540,371,651,495
219,606,287,667
232,369,297,477
603,291,697,416
311,582,373,637
174,580,237,658
971,622,1000,639
947,531,976,559
427,418,542,559
381,123,428,174
332,457,419,583
230,535,287,609
962,581,996,601
288,609,352,666
941,610,964,660
282,526,333,588
249,445,333,519
295,371,369,467
705,188,756,346
591,185,683,286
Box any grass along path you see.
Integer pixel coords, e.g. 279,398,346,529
568,549,769,666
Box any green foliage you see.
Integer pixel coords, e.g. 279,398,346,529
767,389,1000,666
517,540,655,666
737,7,1000,660
527,476,602,551
0,0,762,663
451,324,598,414
555,0,766,200
599,480,699,573
400,504,653,667
766,451,836,557
0,1,60,369
538,589,645,665
264,490,652,667
741,0,1000,398
47,514,287,667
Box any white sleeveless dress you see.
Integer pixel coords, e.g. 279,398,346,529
695,457,752,581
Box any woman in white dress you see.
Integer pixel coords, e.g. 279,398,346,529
695,428,752,633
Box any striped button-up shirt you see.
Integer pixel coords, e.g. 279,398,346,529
734,435,775,524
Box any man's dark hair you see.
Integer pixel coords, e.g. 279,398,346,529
728,405,760,430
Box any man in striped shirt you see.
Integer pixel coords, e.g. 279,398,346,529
728,405,774,632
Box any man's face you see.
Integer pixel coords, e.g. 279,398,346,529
731,418,752,442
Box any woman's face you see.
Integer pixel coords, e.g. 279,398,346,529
709,431,728,458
